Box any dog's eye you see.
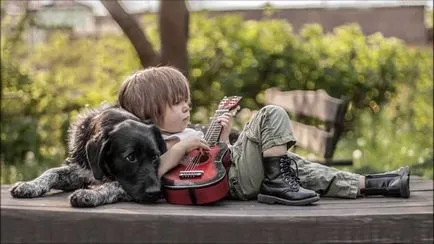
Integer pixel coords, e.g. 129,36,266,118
126,153,137,162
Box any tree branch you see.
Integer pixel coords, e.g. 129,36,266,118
100,0,159,68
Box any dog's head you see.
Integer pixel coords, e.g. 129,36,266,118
85,111,166,203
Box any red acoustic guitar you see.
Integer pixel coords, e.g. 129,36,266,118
162,96,242,205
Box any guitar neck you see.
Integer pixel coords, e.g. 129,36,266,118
203,96,242,145
204,109,228,144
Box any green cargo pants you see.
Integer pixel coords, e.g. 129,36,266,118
228,105,361,200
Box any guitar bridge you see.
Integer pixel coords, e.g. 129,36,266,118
179,170,204,178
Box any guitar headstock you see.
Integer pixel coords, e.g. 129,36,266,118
218,96,242,111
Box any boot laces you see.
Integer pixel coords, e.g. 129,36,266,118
279,156,301,191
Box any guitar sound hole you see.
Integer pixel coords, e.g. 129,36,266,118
199,154,209,163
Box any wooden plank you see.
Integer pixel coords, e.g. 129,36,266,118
2,178,431,209
1,178,431,210
291,121,332,157
264,88,349,161
2,206,432,244
2,190,431,213
411,179,434,191
1,178,432,244
264,88,345,123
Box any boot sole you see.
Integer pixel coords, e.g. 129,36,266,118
400,166,410,198
257,194,320,206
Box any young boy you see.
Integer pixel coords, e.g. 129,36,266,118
118,66,410,206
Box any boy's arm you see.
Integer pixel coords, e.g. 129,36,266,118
158,144,185,178
158,137,210,178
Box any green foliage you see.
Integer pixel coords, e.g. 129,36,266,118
334,82,433,179
1,14,432,184
1,30,141,183
188,15,423,122
346,50,433,178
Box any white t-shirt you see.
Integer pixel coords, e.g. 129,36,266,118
161,128,204,142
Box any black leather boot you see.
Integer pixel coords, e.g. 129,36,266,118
257,155,320,206
364,166,410,198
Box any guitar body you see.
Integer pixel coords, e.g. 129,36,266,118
162,96,242,205
162,142,230,205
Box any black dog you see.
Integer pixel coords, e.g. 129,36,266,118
10,105,167,207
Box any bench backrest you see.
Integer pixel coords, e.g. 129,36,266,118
264,88,349,160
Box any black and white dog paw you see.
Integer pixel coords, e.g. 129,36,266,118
10,181,48,198
69,189,101,208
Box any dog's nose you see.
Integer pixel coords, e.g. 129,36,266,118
145,185,161,199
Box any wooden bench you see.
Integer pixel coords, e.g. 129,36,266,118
1,177,432,243
264,88,353,166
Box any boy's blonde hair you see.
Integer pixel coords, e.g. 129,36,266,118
118,66,190,124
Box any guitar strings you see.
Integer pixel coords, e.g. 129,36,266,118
186,110,222,171
185,109,226,172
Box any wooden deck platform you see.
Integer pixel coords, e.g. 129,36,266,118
1,177,433,244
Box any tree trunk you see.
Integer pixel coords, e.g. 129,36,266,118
159,0,189,78
100,0,159,68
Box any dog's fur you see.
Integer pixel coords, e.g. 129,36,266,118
10,105,167,207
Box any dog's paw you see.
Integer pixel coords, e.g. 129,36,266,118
69,189,101,208
10,181,47,198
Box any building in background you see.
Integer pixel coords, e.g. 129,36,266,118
3,0,95,46
35,0,95,34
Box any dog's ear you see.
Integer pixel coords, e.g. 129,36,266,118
85,137,111,180
150,125,167,154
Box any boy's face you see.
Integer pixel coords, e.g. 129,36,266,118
159,101,190,133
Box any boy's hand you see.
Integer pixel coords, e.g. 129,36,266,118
175,137,210,154
158,137,210,178
217,112,233,144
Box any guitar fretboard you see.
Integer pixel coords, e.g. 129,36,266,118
204,109,228,144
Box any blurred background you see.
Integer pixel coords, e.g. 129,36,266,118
1,0,433,184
